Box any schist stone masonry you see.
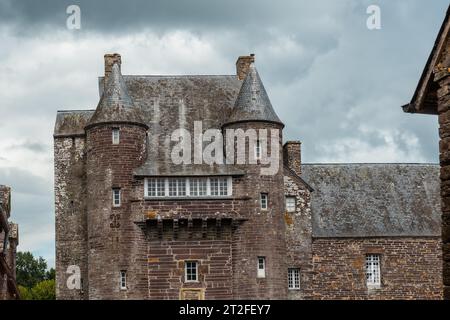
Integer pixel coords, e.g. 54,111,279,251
54,53,442,300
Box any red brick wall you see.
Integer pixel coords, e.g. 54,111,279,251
310,237,443,299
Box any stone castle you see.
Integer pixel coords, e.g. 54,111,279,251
54,53,442,300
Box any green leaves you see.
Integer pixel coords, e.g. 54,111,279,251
16,251,55,300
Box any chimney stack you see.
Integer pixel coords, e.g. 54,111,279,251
283,141,302,176
104,53,122,84
236,53,255,80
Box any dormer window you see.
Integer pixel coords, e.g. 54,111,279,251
112,128,120,144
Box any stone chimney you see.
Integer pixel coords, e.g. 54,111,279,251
104,53,122,84
236,54,255,80
283,141,301,176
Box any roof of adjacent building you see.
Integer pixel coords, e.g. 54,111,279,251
225,63,283,126
301,163,441,238
402,5,450,114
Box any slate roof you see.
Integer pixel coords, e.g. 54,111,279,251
86,63,147,128
301,164,441,238
54,110,94,137
225,63,283,126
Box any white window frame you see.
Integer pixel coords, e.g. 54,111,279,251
286,196,296,212
288,268,300,290
365,254,381,287
144,177,232,198
257,256,266,278
260,193,268,210
120,270,127,290
185,261,198,283
112,128,120,145
112,188,121,207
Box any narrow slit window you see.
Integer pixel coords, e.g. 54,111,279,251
120,270,127,290
260,193,268,210
366,254,381,287
112,188,121,207
255,139,261,160
257,256,266,278
112,128,120,144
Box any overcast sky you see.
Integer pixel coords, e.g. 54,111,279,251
0,0,448,268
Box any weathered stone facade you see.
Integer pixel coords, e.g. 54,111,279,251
0,185,19,300
311,238,442,300
55,53,443,300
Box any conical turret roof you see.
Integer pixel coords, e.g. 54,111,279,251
225,63,283,126
86,62,147,129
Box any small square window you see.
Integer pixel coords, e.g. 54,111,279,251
286,197,296,212
260,193,268,210
112,188,121,207
185,261,198,282
288,268,300,290
257,256,266,278
366,254,381,287
120,270,127,290
112,128,120,144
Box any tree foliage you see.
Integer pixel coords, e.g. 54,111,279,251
16,251,55,300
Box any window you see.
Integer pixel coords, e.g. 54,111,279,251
112,128,120,144
168,178,186,197
257,257,266,278
211,177,228,196
366,254,381,287
255,140,261,160
288,268,300,290
260,193,268,210
190,178,207,196
286,197,296,212
120,270,127,290
147,178,165,197
112,188,121,207
145,177,231,198
185,261,198,282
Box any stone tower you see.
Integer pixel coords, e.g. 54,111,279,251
223,58,287,299
84,54,148,299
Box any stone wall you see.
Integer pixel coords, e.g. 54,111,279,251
54,136,88,299
436,34,450,299
147,220,233,299
85,124,147,299
310,237,443,300
223,121,287,299
284,172,313,299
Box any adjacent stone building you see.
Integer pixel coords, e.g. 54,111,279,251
0,185,20,300
55,53,442,300
403,5,450,299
